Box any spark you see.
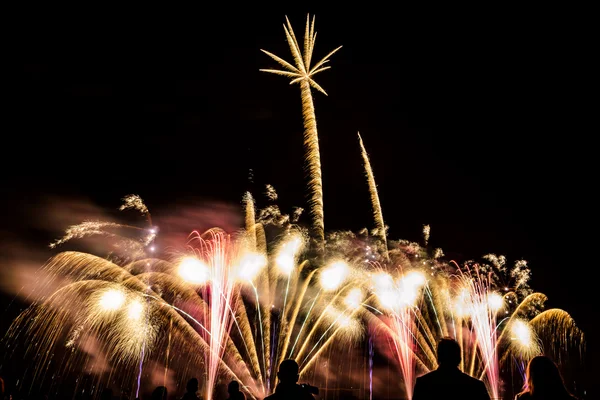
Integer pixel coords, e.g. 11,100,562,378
98,288,126,311
49,221,124,248
237,252,267,281
127,298,145,320
487,292,504,312
344,288,364,309
265,184,278,201
178,257,210,284
119,194,149,215
358,133,388,256
275,233,304,275
423,225,430,245
319,260,349,291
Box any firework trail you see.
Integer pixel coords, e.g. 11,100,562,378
457,267,500,399
358,133,388,256
243,192,257,251
261,14,342,246
372,270,427,399
369,336,374,400
188,230,239,400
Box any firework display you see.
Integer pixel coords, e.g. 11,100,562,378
2,15,584,400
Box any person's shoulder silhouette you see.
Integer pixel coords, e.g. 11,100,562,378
516,355,578,400
182,378,201,400
265,359,315,400
226,381,246,400
413,337,490,400
151,386,168,400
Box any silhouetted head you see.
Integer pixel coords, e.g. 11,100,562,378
151,386,167,400
228,381,240,394
525,356,571,397
277,359,300,384
436,337,461,367
187,378,199,393
101,388,114,400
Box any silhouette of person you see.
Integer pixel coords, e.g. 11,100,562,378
226,381,245,400
182,378,201,400
265,359,315,400
413,337,491,400
151,386,168,400
516,355,577,400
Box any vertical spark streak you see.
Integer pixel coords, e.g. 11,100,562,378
196,231,237,400
164,316,172,387
288,289,322,357
461,271,500,399
358,133,388,257
300,79,325,245
136,342,145,399
369,336,374,400
244,192,257,251
250,282,267,386
390,307,417,400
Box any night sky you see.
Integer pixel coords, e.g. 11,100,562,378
3,5,596,397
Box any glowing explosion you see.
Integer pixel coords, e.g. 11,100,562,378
3,14,584,400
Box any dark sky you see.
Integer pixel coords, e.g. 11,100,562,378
3,4,596,394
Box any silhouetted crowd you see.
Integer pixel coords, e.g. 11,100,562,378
0,338,581,400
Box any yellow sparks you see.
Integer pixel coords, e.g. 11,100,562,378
119,194,149,215
265,184,278,201
178,257,210,284
319,260,349,291
98,288,126,311
358,133,388,256
423,224,430,246
127,297,145,320
344,288,364,309
261,14,342,246
487,292,504,312
49,221,123,248
237,252,267,282
243,192,257,251
275,233,304,275
510,319,541,359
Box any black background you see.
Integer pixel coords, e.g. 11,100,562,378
2,4,596,398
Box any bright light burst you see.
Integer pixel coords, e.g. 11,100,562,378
344,288,364,309
487,292,504,312
127,298,145,320
319,260,349,291
99,288,126,311
237,252,267,281
509,319,541,360
275,233,304,275
178,257,209,284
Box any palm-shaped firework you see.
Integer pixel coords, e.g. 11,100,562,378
261,15,341,246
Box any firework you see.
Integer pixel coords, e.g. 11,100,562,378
2,15,585,400
358,133,388,256
261,14,342,246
